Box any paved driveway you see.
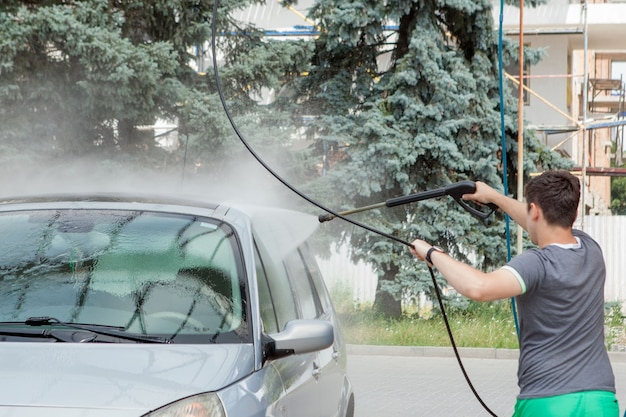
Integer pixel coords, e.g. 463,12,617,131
347,346,626,417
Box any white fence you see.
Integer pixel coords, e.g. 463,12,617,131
317,215,626,305
585,216,626,303
316,245,378,303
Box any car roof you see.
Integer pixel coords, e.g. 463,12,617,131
0,192,219,210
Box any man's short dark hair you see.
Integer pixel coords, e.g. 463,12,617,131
524,170,581,228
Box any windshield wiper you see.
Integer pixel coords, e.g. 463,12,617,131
7,316,173,344
0,327,72,342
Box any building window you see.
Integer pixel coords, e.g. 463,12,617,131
611,61,626,96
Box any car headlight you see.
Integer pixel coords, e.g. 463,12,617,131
142,393,226,417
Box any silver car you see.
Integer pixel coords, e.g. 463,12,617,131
0,193,354,417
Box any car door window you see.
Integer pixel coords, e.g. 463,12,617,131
253,238,298,331
284,249,323,320
254,243,279,334
298,245,333,315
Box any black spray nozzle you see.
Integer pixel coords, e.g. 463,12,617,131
318,180,498,224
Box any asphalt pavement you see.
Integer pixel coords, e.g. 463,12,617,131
346,345,626,417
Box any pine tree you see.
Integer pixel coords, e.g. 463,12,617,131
298,0,569,317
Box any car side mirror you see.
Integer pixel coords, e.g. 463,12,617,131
265,319,334,360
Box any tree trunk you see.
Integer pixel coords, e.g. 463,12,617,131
373,264,402,318
118,118,153,152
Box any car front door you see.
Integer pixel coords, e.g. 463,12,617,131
292,246,347,417
254,241,320,417
283,247,346,417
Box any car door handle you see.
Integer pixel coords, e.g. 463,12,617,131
332,350,340,361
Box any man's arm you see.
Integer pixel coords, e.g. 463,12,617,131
410,239,523,302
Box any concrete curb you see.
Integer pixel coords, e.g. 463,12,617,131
347,344,519,359
347,344,626,362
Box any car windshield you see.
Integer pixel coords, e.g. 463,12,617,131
0,208,249,344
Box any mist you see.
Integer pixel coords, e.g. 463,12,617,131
1,148,310,210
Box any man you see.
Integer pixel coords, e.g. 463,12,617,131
410,170,618,417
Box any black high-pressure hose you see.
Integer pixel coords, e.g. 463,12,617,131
210,3,498,416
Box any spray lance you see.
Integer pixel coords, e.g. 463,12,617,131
318,180,499,225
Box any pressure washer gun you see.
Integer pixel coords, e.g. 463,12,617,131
318,180,499,224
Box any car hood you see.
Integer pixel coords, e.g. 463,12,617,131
0,343,255,417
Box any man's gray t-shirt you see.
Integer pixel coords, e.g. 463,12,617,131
503,229,615,399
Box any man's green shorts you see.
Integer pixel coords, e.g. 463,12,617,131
513,390,619,417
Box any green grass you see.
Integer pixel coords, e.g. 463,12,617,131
332,285,625,350
337,300,520,349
